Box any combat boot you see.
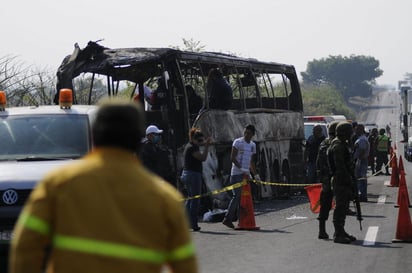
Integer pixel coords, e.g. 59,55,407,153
343,231,356,241
333,225,351,244
318,220,329,239
333,231,356,242
334,235,351,244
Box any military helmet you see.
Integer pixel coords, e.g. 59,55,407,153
336,121,353,137
328,121,340,136
379,128,385,135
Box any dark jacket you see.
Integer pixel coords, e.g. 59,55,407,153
328,138,353,186
140,140,173,182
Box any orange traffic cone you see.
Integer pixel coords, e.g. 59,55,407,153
398,155,405,174
235,177,260,230
395,170,411,208
388,155,399,187
392,186,412,243
304,183,322,213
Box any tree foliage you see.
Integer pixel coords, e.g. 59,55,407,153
301,55,383,101
0,55,55,106
301,83,355,120
72,75,108,104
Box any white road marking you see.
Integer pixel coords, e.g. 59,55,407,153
363,226,379,246
286,214,307,220
377,195,386,204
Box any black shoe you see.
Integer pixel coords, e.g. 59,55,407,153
222,219,235,229
335,231,356,241
318,231,329,239
346,209,356,216
192,227,201,232
385,172,391,176
334,236,352,244
344,232,356,241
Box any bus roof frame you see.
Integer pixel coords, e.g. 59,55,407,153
56,40,299,101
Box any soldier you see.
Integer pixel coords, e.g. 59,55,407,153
305,125,326,183
328,121,357,244
316,121,339,239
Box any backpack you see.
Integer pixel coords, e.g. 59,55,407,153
316,138,332,178
326,139,337,176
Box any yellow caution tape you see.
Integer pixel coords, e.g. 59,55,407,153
368,153,396,177
182,179,312,201
183,180,248,201
183,151,398,201
251,180,313,187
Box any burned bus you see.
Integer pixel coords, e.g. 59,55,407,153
56,41,305,200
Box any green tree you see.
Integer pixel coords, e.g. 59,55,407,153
301,55,383,102
73,75,107,104
1,55,55,106
301,83,355,120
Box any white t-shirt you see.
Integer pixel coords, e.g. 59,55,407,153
231,137,256,175
141,85,153,100
133,85,153,110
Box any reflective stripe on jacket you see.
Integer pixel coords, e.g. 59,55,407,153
10,148,197,273
376,135,390,152
18,213,195,264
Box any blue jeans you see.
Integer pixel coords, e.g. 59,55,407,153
181,169,202,229
224,174,244,222
355,159,368,200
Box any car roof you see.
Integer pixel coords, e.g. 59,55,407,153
304,122,327,126
0,105,97,116
304,122,328,138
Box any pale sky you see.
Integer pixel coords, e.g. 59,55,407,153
2,0,411,86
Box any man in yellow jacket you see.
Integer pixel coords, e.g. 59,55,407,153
9,98,198,273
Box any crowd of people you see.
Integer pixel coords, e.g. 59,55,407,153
9,77,394,271
8,90,256,272
305,120,392,244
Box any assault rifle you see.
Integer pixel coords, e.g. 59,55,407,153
352,176,363,230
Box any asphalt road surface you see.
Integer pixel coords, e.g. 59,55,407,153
192,90,412,273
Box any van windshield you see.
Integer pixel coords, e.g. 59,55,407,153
0,115,90,161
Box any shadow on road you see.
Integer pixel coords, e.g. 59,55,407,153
361,241,402,249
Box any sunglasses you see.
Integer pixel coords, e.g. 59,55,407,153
196,138,205,142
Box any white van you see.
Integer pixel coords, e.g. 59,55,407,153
328,115,347,123
0,103,97,249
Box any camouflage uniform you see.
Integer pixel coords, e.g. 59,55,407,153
315,121,338,239
328,122,356,244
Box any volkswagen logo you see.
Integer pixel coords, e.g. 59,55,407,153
2,189,18,205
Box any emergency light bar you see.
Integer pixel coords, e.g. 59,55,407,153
59,88,73,109
304,116,328,123
0,91,6,111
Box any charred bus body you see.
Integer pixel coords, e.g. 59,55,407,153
56,41,305,201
